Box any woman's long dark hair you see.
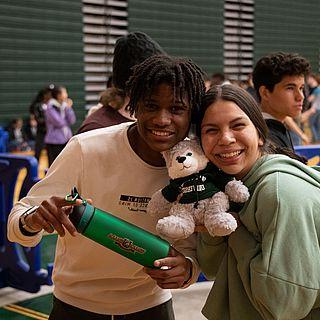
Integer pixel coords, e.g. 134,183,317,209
29,84,54,114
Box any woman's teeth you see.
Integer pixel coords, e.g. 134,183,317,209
219,151,241,158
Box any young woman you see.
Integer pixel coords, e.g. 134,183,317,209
197,84,320,320
44,86,76,166
29,84,54,160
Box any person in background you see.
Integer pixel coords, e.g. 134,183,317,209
44,86,76,166
245,73,258,101
8,54,205,320
252,52,311,151
24,114,37,151
77,31,166,134
306,73,320,143
106,74,113,89
204,74,212,91
88,87,125,116
7,118,30,152
285,116,312,146
210,72,231,86
77,87,128,134
29,84,54,160
197,84,320,320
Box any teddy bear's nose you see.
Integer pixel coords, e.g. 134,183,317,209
176,156,186,163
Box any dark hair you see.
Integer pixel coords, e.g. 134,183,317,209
197,84,306,162
112,32,166,91
29,84,54,114
126,54,205,121
211,72,226,85
106,75,113,88
99,87,125,109
51,86,65,100
252,52,311,101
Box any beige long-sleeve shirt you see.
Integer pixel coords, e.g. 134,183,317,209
7,122,199,315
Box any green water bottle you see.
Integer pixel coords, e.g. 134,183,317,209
67,188,170,268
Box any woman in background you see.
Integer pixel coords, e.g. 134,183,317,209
29,84,54,160
77,87,132,134
44,86,76,166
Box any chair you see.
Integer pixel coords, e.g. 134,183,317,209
0,153,53,293
0,127,9,153
294,144,320,166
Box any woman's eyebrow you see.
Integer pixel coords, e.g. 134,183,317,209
202,116,246,127
230,116,247,123
201,123,217,128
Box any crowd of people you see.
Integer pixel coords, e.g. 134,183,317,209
206,67,320,149
6,84,76,166
6,48,320,167
6,32,320,320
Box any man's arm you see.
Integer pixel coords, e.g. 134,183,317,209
7,137,83,247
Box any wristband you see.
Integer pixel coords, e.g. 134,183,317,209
19,206,41,234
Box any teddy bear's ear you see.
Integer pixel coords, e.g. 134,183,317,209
161,150,171,166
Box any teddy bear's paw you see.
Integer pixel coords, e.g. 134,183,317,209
156,216,195,240
225,180,250,203
209,192,229,212
147,191,172,218
204,212,237,237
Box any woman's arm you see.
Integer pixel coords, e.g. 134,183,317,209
228,175,320,319
284,116,310,144
197,232,227,280
45,107,69,128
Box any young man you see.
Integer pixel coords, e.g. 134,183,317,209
7,55,205,320
252,52,311,150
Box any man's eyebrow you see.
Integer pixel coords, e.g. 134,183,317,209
283,82,302,87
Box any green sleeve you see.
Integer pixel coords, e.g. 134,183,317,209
196,232,227,280
229,174,320,319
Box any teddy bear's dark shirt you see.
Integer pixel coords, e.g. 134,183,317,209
162,163,233,205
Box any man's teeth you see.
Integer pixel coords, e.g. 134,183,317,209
152,130,171,136
219,151,241,158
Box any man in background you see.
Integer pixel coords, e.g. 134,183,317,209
252,52,311,150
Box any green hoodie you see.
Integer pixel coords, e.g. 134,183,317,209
197,154,320,320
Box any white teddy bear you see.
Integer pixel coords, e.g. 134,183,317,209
147,139,250,241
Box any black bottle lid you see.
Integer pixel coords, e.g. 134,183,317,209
67,187,95,233
67,187,85,230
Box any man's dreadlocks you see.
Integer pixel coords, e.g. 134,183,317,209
126,55,205,119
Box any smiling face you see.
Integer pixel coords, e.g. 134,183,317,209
201,99,263,179
129,83,191,165
260,75,305,122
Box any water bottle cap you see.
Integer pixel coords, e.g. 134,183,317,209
77,203,95,233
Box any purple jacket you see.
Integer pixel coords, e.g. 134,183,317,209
44,99,76,144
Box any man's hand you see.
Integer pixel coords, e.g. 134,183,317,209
144,247,192,289
24,197,84,236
